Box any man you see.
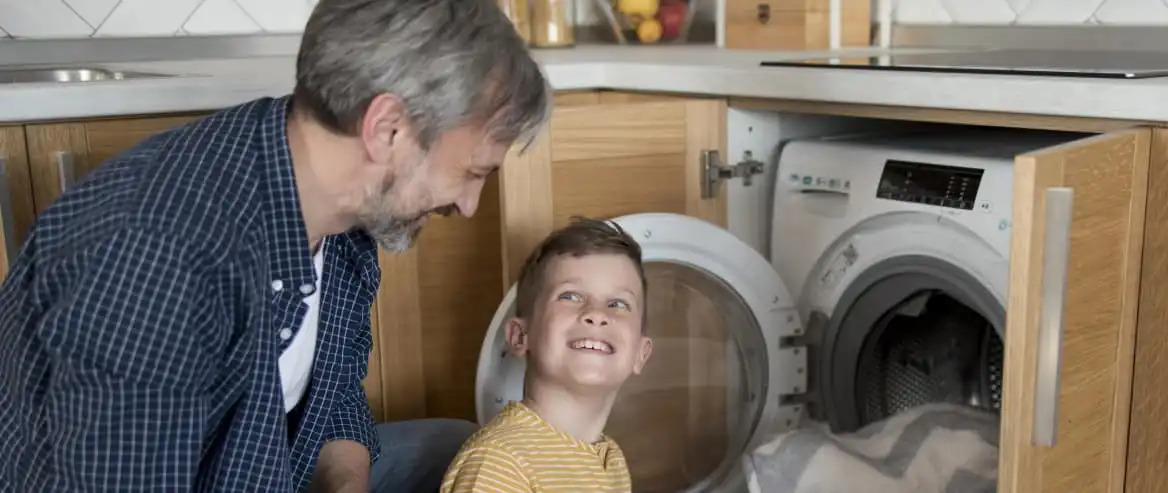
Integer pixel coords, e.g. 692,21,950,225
0,0,550,491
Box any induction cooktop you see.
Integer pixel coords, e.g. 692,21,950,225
760,49,1168,79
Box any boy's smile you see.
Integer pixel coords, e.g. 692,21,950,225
569,338,614,354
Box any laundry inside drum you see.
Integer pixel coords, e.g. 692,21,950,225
856,290,1004,425
604,260,766,493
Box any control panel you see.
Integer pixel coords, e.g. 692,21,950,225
875,159,984,211
786,171,851,193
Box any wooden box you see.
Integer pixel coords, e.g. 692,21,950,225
722,0,871,51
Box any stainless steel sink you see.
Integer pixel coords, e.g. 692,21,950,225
0,67,177,84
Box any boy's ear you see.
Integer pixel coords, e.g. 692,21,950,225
505,317,529,357
631,336,653,375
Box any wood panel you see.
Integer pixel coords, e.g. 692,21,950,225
417,175,503,419
999,129,1150,493
723,0,870,50
84,115,202,166
25,123,88,214
550,101,688,162
373,173,504,422
375,247,428,421
550,153,688,226
499,130,553,289
1124,127,1168,492
0,126,35,261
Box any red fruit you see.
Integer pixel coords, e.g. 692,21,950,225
657,1,686,40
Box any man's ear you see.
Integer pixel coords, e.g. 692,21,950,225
632,336,653,375
360,93,410,166
505,317,529,357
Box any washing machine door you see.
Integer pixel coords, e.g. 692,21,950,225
475,212,807,493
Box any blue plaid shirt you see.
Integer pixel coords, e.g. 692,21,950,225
0,96,382,491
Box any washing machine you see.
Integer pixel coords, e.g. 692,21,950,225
473,127,1076,492
770,127,1076,432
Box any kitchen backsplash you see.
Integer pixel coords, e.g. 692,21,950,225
1,0,1167,40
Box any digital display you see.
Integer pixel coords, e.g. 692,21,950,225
876,159,984,210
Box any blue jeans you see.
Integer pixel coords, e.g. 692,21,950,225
367,418,479,493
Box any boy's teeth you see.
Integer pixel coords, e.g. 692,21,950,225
571,339,613,354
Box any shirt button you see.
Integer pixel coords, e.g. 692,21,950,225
299,283,315,295
271,280,284,292
280,328,293,340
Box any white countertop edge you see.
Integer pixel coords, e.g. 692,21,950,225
1,58,1166,124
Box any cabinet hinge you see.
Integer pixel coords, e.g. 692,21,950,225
701,149,764,199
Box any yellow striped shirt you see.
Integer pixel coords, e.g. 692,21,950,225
440,401,632,492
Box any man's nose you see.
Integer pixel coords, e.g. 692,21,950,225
456,180,484,218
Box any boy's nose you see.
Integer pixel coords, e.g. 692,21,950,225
581,311,609,326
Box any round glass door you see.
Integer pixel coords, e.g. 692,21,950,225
604,260,767,492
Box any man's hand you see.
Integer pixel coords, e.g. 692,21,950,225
309,439,371,493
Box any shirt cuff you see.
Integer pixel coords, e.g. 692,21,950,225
324,389,380,465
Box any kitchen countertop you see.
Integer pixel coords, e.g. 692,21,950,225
1,42,1167,124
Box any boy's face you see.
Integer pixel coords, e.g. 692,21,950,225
506,253,654,393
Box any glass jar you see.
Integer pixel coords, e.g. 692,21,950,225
531,0,576,48
498,0,532,45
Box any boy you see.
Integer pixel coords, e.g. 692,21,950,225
440,217,654,492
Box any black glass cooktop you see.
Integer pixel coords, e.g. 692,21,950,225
761,49,1168,79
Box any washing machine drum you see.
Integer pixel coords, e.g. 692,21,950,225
820,261,1006,433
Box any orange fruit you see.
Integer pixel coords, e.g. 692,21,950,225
637,18,663,44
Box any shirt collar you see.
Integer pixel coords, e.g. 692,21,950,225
259,95,316,293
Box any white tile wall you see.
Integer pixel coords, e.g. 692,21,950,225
896,0,1168,24
0,0,320,38
2,0,1168,39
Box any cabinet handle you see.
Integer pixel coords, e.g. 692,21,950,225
56,151,76,193
1033,187,1073,447
0,155,17,263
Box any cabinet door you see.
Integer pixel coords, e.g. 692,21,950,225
0,126,35,270
26,115,202,213
998,128,1150,493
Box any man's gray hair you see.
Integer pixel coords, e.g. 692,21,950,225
293,0,551,150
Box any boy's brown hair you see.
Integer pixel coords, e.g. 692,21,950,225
513,216,647,324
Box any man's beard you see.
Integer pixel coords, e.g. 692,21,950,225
355,163,455,253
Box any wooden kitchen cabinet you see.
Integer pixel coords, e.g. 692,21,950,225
24,114,203,216
0,126,34,276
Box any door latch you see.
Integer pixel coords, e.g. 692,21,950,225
701,149,764,199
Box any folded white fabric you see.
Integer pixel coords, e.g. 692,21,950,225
743,403,999,493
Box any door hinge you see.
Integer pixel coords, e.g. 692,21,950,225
777,346,809,397
701,149,764,199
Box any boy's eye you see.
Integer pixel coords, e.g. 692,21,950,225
608,299,631,311
557,291,582,302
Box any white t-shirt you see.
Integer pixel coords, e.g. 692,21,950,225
278,243,324,413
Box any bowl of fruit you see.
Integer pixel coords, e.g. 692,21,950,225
594,0,694,44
